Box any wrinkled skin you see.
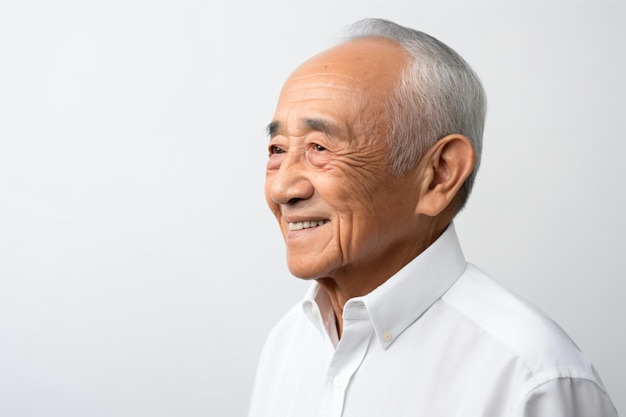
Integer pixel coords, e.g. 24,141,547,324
267,39,420,287
265,38,471,327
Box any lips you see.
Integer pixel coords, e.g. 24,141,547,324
288,220,330,231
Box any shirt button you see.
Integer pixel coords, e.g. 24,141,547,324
382,331,393,342
333,375,347,389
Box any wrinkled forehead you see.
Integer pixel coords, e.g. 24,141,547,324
270,38,408,141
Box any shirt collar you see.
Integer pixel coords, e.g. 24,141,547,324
301,222,466,349
302,282,340,345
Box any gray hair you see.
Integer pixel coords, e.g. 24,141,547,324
344,18,487,210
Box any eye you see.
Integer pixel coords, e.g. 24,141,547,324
306,143,331,167
267,144,285,170
269,145,285,155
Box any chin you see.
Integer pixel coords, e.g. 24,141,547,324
287,265,322,280
285,245,342,280
286,258,332,280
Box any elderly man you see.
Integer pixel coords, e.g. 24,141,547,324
248,18,617,417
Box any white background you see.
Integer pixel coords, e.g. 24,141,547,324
1,1,624,416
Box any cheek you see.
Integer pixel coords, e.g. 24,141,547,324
334,168,388,210
264,178,280,216
333,148,388,193
316,174,382,229
264,178,272,205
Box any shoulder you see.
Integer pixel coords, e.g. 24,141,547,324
261,302,307,350
252,303,307,386
441,264,616,414
442,263,588,372
513,377,618,417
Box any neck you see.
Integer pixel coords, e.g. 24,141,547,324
316,219,450,339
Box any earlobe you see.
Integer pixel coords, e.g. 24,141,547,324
415,134,475,217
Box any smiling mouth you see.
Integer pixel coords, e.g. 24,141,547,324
288,220,330,231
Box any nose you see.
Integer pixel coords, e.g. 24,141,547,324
267,153,314,206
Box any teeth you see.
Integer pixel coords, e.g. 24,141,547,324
288,220,329,231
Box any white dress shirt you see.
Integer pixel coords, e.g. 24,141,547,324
248,224,617,417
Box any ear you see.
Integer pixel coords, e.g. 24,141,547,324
415,134,475,217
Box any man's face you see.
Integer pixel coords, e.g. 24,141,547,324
265,38,423,282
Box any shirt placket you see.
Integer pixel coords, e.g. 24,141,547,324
320,302,372,417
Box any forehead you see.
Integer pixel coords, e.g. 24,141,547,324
272,38,407,137
288,37,407,91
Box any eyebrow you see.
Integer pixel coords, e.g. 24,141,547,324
266,118,339,139
266,121,280,138
305,118,339,138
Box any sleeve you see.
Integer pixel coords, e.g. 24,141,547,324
517,377,618,417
